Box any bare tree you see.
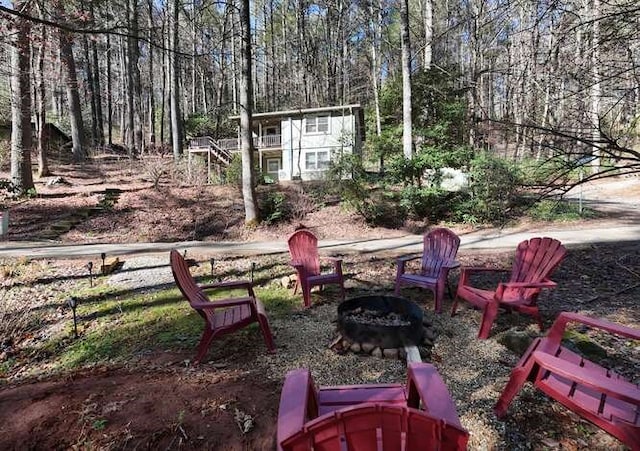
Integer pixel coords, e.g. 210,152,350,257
239,0,259,224
400,0,413,158
9,0,35,193
170,0,182,160
58,26,86,161
35,18,50,177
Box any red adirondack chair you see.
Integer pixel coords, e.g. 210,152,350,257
170,250,275,364
394,228,461,313
277,362,469,451
451,237,566,339
287,229,345,308
495,312,640,449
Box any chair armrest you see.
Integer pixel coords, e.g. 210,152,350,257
547,312,640,345
405,363,463,428
458,266,509,288
397,255,421,264
189,297,255,311
201,280,255,297
532,351,640,405
277,369,319,451
461,266,509,274
320,256,343,274
499,280,557,290
442,261,461,269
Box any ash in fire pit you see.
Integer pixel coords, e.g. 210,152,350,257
343,308,412,327
336,295,434,359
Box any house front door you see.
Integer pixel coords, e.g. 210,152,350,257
265,157,282,181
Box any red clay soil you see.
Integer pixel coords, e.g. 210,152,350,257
0,359,280,450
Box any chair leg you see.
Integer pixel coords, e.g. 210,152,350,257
339,280,345,301
494,368,530,418
193,327,215,365
446,282,454,300
394,279,401,296
450,296,459,316
478,302,498,339
257,313,276,353
434,281,446,313
302,283,312,308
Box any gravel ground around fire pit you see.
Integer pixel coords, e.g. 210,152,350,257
3,242,635,450
102,246,637,450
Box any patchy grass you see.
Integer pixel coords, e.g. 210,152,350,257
19,278,299,375
528,199,598,221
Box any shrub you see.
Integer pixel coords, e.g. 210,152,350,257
527,199,595,221
462,153,522,223
357,191,407,228
400,186,450,221
260,191,291,224
223,154,264,188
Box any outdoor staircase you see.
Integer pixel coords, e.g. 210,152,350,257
187,136,232,166
39,189,122,241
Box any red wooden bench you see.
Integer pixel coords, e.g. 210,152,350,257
495,312,640,449
170,250,275,364
277,363,469,450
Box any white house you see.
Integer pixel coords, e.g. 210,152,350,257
219,104,365,182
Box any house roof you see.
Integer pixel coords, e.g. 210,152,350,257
229,104,361,120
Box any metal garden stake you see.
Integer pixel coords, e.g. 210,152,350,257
86,261,93,287
67,297,78,338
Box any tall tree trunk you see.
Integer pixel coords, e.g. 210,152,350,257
590,0,601,172
36,23,50,178
400,0,413,159
147,0,156,148
423,0,433,69
170,0,183,160
59,28,86,161
106,34,113,146
84,36,98,146
10,0,35,193
90,2,104,147
239,0,259,224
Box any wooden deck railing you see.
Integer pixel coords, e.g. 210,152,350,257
217,135,282,151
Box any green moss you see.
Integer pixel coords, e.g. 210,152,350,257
563,329,608,360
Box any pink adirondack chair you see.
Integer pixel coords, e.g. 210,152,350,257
394,228,461,313
495,312,640,449
287,229,345,308
451,237,566,339
170,250,275,364
277,362,469,451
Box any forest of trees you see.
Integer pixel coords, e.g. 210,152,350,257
1,0,639,207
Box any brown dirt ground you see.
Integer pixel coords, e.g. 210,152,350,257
0,157,638,450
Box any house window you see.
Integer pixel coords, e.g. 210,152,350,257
305,150,330,170
305,115,330,134
266,158,281,174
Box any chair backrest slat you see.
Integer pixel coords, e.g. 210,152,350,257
281,404,468,451
170,250,209,307
421,228,460,278
288,229,321,276
510,237,566,284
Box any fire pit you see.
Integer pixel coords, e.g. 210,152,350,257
337,295,427,353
